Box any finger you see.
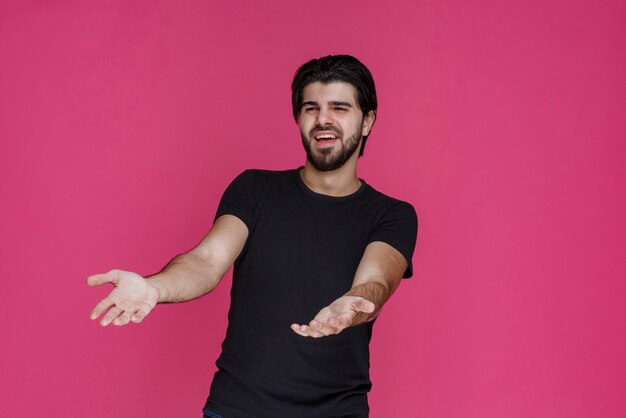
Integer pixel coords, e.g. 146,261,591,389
329,315,352,329
325,316,348,331
131,309,148,323
291,323,308,336
353,298,376,313
309,320,334,337
298,324,326,338
113,311,132,326
291,324,318,337
90,297,115,320
87,270,120,287
100,306,123,327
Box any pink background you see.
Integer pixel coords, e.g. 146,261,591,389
1,1,625,417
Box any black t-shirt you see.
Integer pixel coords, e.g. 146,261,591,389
204,168,417,418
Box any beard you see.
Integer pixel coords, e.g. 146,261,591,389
301,123,363,172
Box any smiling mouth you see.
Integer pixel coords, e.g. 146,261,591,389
313,133,339,147
315,133,337,140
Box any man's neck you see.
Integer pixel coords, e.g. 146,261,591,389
300,160,361,197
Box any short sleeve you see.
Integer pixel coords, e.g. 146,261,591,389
214,170,256,232
367,201,418,278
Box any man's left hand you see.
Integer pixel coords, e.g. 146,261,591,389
290,296,376,338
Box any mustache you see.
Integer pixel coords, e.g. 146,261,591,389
310,125,342,136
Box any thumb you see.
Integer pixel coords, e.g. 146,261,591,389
353,298,376,314
86,270,120,287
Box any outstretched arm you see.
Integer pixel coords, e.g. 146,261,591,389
291,241,408,338
88,214,248,326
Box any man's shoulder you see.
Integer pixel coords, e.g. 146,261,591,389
228,168,298,194
234,167,296,186
363,181,416,211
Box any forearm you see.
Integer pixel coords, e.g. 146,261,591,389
147,251,223,303
291,242,406,338
146,215,248,304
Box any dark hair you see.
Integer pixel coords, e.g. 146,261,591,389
291,55,377,156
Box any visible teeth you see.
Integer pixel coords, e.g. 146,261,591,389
316,134,336,139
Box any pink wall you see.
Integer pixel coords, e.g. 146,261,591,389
1,1,624,417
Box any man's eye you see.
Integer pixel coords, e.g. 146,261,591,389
305,107,318,112
333,107,347,112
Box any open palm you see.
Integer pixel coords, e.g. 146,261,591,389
290,295,376,338
87,269,159,326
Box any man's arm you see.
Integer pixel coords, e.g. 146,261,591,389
87,214,248,327
291,241,408,338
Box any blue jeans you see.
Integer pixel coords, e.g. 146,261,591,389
203,412,227,418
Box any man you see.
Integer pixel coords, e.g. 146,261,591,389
88,55,418,418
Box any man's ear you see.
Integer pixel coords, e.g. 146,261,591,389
362,110,376,136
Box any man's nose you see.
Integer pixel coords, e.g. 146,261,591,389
315,107,334,126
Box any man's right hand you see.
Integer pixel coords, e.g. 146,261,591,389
87,269,159,327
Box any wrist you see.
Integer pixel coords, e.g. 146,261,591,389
146,275,167,303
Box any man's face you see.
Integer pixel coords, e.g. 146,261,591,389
299,81,373,172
